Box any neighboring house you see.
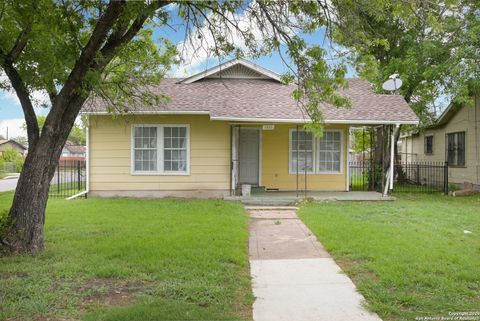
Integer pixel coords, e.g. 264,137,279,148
400,96,480,189
59,142,86,167
61,143,86,158
82,58,418,198
0,139,27,157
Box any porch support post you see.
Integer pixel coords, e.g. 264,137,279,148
231,125,239,195
346,126,351,192
86,114,90,195
389,124,400,191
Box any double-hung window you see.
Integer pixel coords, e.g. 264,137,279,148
289,129,343,174
424,135,434,155
318,131,342,172
290,131,314,173
132,125,189,174
446,131,465,167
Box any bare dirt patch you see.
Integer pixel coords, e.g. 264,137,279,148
337,258,380,284
78,278,149,310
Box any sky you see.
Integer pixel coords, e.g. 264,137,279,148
0,4,353,139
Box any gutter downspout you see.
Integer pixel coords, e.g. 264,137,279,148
384,124,399,196
390,124,400,191
86,114,90,194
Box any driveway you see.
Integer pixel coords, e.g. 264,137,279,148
0,177,18,192
248,206,382,321
0,173,79,193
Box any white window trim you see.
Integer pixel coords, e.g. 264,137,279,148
288,128,344,175
131,124,190,176
288,128,315,174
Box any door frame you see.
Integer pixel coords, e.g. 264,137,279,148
237,126,262,187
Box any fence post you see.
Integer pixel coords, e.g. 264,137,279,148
444,161,449,194
57,162,60,194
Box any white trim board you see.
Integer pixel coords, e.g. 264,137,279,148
82,111,419,125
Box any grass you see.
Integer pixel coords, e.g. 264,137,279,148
0,191,252,321
299,193,480,321
0,173,16,179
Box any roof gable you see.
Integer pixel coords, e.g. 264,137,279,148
0,139,27,150
178,58,281,84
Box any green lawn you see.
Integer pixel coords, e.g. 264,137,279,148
299,193,480,321
0,173,14,179
0,192,252,321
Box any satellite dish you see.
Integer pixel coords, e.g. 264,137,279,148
382,74,403,93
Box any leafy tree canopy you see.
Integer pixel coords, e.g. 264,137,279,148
22,116,85,145
333,0,480,127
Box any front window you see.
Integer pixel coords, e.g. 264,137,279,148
424,135,433,155
318,131,341,172
289,129,342,174
290,131,314,173
134,127,158,171
447,132,465,166
163,127,187,172
132,125,189,174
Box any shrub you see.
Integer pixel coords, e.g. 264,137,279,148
0,148,24,173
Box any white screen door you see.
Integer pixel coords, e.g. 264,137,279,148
238,128,260,185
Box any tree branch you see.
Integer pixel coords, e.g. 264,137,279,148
54,1,127,107
59,1,172,125
0,26,39,147
7,26,32,62
98,1,171,65
0,59,39,147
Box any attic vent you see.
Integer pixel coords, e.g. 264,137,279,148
206,64,270,80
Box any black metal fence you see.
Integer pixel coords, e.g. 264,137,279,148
349,161,448,193
349,160,381,192
49,159,86,198
394,162,448,193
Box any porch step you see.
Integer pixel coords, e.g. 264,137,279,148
224,195,300,206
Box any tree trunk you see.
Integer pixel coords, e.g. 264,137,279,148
1,113,76,253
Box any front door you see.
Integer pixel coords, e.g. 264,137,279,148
238,128,260,185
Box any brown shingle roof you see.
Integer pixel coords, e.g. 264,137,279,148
65,145,86,154
83,78,418,124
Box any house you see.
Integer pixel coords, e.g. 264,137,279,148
82,58,418,198
59,142,86,167
399,96,480,190
0,139,27,157
61,142,86,158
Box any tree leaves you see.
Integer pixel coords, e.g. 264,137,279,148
332,0,480,128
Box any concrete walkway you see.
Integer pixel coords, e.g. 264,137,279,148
248,206,382,321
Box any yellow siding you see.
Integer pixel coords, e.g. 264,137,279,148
89,115,349,194
89,115,231,192
261,124,348,191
